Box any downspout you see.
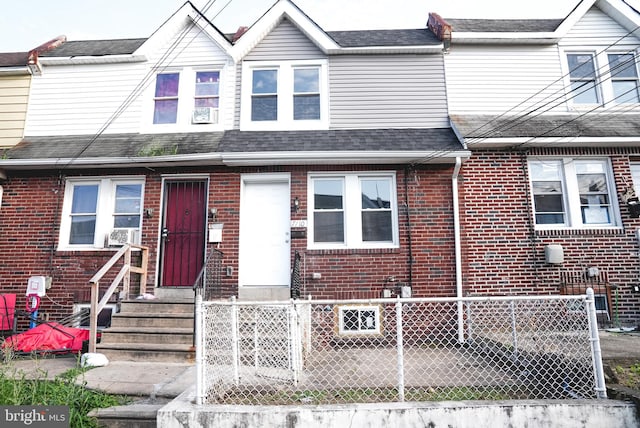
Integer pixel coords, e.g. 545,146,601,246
404,166,413,288
452,157,464,343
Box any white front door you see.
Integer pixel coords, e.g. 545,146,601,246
239,174,291,297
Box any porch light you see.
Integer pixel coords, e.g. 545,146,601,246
292,197,300,213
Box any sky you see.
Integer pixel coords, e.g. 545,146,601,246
0,0,634,52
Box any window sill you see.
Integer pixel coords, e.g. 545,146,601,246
306,247,400,255
535,227,624,236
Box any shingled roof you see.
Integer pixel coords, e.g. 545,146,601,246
3,128,465,166
327,29,441,47
0,52,30,67
445,19,564,33
40,39,147,57
451,113,640,140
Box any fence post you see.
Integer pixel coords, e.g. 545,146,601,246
231,296,240,386
586,288,608,399
195,294,204,405
510,301,519,359
395,299,405,402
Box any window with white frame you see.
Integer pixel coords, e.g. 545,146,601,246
241,60,327,130
151,68,221,127
630,163,640,196
59,177,144,250
308,173,398,249
565,51,640,106
529,158,619,229
337,305,382,335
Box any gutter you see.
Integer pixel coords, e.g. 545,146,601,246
452,156,465,344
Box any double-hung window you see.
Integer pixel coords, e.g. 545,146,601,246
153,73,180,124
565,51,640,106
308,173,398,249
242,60,327,130
529,158,618,229
59,177,144,250
567,53,600,104
151,68,221,127
608,53,640,104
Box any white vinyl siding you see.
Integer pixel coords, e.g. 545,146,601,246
0,75,30,147
444,45,565,114
560,8,640,48
25,23,235,136
330,55,449,128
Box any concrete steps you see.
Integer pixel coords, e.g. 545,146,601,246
89,403,165,428
97,297,195,362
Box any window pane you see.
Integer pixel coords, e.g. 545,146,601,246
70,216,96,244
361,180,391,209
251,96,277,121
195,98,219,108
293,94,320,120
577,173,606,193
362,211,392,241
71,185,98,213
360,310,377,330
533,194,564,213
536,213,565,224
114,215,141,228
252,70,277,94
153,99,178,124
608,54,638,78
115,184,142,213
294,68,319,93
568,54,596,78
195,71,219,96
155,73,179,97
570,81,599,104
314,180,343,209
314,212,344,243
342,309,358,331
612,81,640,103
530,161,565,225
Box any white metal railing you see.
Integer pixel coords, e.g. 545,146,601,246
88,244,149,353
195,288,606,405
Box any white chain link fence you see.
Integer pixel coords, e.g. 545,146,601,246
195,290,606,405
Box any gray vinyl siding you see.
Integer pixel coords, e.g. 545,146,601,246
329,55,449,129
246,18,324,61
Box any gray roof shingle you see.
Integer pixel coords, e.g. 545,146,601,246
327,29,441,47
40,39,147,57
5,129,462,161
450,114,640,139
220,129,461,152
446,19,564,33
0,52,29,67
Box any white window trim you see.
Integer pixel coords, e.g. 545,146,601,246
240,59,329,131
529,158,621,231
58,176,145,251
561,48,640,110
337,305,382,336
141,66,226,133
307,172,399,250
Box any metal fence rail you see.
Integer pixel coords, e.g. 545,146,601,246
195,289,605,405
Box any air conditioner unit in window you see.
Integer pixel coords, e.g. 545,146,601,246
107,228,139,246
192,107,218,124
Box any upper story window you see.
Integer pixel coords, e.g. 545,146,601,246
529,158,619,229
567,54,600,104
153,73,180,124
150,68,221,129
608,53,640,104
59,177,144,250
241,60,328,130
308,172,398,249
565,51,640,107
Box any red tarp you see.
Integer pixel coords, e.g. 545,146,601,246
0,294,16,331
2,322,89,354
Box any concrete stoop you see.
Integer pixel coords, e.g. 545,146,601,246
89,403,163,428
96,298,195,363
157,388,640,428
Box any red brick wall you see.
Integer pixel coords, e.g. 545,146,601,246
459,148,640,326
0,164,459,325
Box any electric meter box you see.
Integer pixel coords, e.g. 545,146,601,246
26,276,49,297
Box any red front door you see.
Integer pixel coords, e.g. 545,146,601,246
160,180,207,287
